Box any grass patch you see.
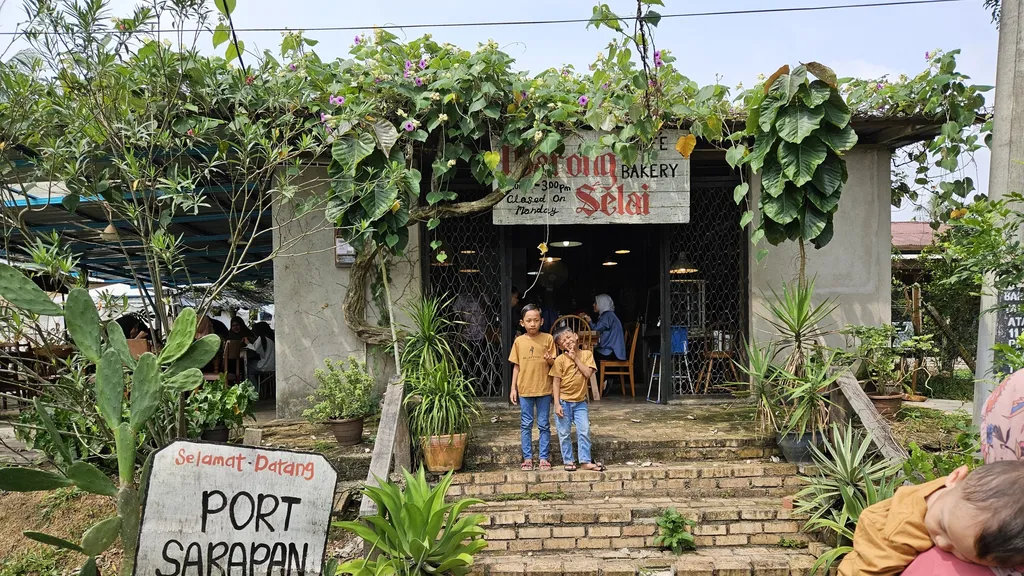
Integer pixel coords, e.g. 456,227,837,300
492,491,568,502
0,546,66,576
893,407,974,451
778,537,808,549
38,487,84,522
922,369,973,401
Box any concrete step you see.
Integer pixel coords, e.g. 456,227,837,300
472,545,828,576
466,436,780,469
449,461,810,501
475,496,809,552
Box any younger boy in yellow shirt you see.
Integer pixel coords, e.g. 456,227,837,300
549,325,604,472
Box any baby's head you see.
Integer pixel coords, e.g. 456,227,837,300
552,325,578,352
924,460,1024,567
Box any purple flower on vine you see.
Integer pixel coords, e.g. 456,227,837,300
925,51,932,60
403,120,415,132
876,82,884,90
329,95,345,106
578,95,589,107
374,77,383,84
414,77,424,87
405,60,414,70
602,82,610,90
404,69,411,78
289,63,297,71
320,113,330,123
419,58,428,70
521,91,528,100
653,50,664,68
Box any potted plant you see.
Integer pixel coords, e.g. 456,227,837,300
775,352,839,463
405,360,479,472
303,357,378,446
187,374,258,442
841,325,934,418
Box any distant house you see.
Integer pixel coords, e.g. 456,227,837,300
892,221,947,283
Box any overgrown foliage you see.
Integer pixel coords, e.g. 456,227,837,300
653,508,697,554
841,324,935,396
303,358,378,422
185,373,257,435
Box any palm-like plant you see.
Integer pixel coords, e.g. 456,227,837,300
761,279,838,375
405,360,479,441
733,340,781,435
779,352,840,441
334,468,488,576
399,295,462,375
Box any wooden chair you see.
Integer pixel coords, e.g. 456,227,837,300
550,315,593,349
223,340,246,384
599,323,641,398
697,329,741,394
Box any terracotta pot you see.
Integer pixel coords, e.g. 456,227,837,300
420,433,468,472
868,394,903,419
329,417,364,446
201,425,230,443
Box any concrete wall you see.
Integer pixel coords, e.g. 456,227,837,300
272,168,421,418
749,146,892,349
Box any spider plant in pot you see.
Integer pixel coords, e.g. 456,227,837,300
303,358,378,446
405,360,479,472
776,351,839,463
841,324,935,418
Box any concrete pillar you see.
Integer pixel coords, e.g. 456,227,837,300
975,0,1024,423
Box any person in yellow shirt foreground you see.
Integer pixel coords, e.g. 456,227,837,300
549,324,605,473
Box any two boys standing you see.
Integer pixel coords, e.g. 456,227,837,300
509,304,604,472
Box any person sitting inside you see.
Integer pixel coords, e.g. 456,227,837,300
590,294,625,392
838,459,1024,576
227,316,252,340
244,322,275,385
550,324,604,472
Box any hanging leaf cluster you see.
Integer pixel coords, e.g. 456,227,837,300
732,63,857,251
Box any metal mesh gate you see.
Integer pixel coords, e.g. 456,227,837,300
425,213,505,397
669,186,748,395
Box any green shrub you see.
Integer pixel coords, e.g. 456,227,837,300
653,508,697,554
924,371,974,401
185,374,258,435
303,358,378,422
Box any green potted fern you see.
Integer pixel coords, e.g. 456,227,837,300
303,358,378,446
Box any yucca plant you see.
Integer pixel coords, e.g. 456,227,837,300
334,467,488,576
399,295,463,375
760,278,838,376
732,340,782,435
779,352,839,441
405,360,479,441
0,264,217,576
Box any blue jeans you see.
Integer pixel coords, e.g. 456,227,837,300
555,400,592,465
519,395,551,461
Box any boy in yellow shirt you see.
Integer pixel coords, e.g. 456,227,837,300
549,325,604,472
509,304,556,471
838,460,1024,576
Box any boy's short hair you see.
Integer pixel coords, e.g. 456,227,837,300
521,303,541,319
552,324,574,344
961,460,1024,565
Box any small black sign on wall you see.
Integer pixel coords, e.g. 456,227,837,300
995,288,1024,346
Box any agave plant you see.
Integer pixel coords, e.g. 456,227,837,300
335,467,488,576
760,278,838,375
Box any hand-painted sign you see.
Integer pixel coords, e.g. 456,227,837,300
134,441,338,576
492,130,691,225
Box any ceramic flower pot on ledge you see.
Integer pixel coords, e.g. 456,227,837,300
421,433,468,472
328,417,365,446
867,394,903,419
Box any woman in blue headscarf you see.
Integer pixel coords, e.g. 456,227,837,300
591,294,626,392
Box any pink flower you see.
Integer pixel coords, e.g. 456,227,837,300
374,77,383,84
354,35,362,45
289,63,297,71
578,95,589,107
320,113,330,123
404,70,411,78
925,51,932,60
414,77,423,87
329,95,345,105
419,58,428,70
403,120,415,132
876,82,884,90
405,60,414,70
653,50,664,68
602,82,610,90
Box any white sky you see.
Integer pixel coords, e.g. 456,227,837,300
0,0,999,221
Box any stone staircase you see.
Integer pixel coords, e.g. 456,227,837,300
447,403,824,576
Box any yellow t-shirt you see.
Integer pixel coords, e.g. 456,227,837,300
837,477,948,576
509,332,556,397
549,350,596,403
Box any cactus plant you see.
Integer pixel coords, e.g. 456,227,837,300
0,265,217,576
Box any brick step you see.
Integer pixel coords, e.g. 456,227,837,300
473,545,827,576
449,461,809,501
466,436,780,469
475,496,809,552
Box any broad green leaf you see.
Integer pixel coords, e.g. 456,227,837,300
811,153,846,196
158,308,196,365
762,184,803,225
24,531,84,553
163,368,204,393
777,137,827,187
756,248,770,262
733,182,749,205
800,81,833,108
807,185,841,213
775,104,824,144
725,145,747,169
33,398,72,466
129,353,160,432
332,132,376,173
212,24,230,48
0,467,72,491
804,62,838,88
224,40,244,63
749,129,776,173
66,462,118,497
538,132,562,154
105,321,135,369
0,264,63,316
739,210,754,229
399,168,421,197
165,335,220,376
812,218,836,249
757,93,785,133
213,0,235,17
81,516,121,556
800,203,829,241
65,288,102,362
779,65,808,103
95,349,124,431
482,151,501,171
372,120,399,158
79,558,99,576
361,182,399,221
817,123,858,153
761,160,785,198
763,217,787,245
764,65,790,96
751,228,766,245
62,194,81,212
822,91,852,128
114,423,136,484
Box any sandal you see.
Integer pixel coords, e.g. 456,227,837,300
539,460,552,471
521,460,535,471
564,463,577,472
581,462,606,472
